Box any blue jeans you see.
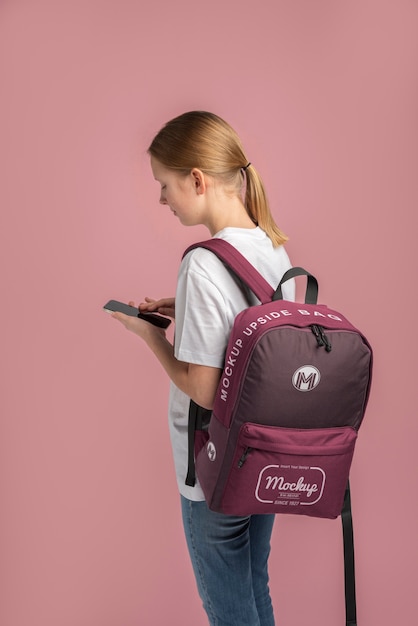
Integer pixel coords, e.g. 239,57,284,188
181,496,276,626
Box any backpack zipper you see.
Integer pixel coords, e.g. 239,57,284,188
238,447,252,468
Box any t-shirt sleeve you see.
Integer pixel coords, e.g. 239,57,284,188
174,261,231,369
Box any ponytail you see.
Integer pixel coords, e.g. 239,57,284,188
244,165,288,246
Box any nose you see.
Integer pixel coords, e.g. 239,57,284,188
159,193,167,205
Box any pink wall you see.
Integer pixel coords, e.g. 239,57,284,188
1,1,416,625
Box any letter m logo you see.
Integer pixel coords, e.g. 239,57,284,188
292,366,321,392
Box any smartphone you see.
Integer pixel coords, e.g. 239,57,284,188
103,300,171,329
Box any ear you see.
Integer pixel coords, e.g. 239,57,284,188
190,168,206,195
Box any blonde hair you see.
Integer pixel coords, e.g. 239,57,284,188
148,111,288,246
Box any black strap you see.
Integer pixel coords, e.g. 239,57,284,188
342,481,357,626
273,266,319,304
185,401,212,487
185,401,198,486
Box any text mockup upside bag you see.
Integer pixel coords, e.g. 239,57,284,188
183,238,373,626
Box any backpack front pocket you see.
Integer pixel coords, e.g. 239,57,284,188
219,423,357,518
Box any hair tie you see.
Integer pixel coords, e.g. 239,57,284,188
242,162,251,171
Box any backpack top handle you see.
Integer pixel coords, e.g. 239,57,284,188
273,267,319,305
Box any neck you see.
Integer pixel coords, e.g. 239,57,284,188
204,195,256,236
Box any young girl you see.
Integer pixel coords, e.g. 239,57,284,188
112,111,294,626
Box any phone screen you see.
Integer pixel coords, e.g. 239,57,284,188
103,300,139,317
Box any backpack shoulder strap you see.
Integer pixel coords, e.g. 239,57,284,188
183,239,319,305
183,239,274,304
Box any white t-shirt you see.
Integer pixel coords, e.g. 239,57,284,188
169,226,295,501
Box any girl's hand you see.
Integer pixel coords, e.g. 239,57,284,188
139,296,175,319
111,301,167,339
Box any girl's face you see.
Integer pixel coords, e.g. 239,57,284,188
150,156,205,227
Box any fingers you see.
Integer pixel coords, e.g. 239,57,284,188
111,310,140,328
111,310,165,338
112,297,175,321
139,297,157,311
139,297,175,315
111,311,130,327
157,306,175,318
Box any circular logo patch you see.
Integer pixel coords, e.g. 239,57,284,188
292,365,321,392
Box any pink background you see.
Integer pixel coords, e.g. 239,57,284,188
1,1,416,625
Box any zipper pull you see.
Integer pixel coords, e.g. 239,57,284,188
238,447,252,468
311,324,332,352
319,327,332,352
311,324,325,347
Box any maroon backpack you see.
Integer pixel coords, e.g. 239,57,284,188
183,238,373,626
